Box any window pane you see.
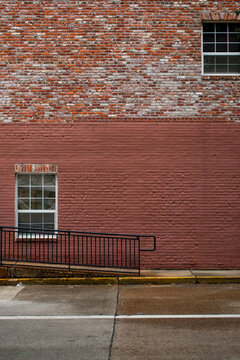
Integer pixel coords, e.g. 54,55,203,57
216,43,227,52
31,198,43,210
18,214,30,229
204,64,215,73
44,187,55,198
203,23,214,32
18,199,29,210
229,33,240,42
31,187,42,198
18,223,31,230
216,56,227,64
229,56,240,65
18,175,29,186
44,213,54,229
31,213,43,224
18,213,30,224
44,175,55,186
229,65,240,73
216,33,227,42
44,198,55,210
216,23,227,32
18,187,29,198
229,43,240,52
203,43,215,52
216,64,228,73
31,175,42,186
30,212,44,230
203,34,214,42
204,55,215,65
44,223,55,230
229,24,240,33
31,223,43,230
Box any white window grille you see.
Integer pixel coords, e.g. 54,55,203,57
16,174,57,231
202,22,240,75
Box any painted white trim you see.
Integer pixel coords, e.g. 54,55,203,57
0,314,240,320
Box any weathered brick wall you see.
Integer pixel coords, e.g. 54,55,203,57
1,123,240,269
0,0,239,123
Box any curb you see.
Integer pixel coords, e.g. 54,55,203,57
0,277,118,286
118,276,196,285
1,276,240,285
196,276,240,284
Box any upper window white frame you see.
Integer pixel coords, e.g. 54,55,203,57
15,173,58,232
202,22,240,75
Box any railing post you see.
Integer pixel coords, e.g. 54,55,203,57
137,236,140,275
68,231,71,271
0,227,2,266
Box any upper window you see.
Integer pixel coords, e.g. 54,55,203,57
16,174,57,231
202,22,240,75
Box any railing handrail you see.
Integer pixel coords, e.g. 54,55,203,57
0,225,156,251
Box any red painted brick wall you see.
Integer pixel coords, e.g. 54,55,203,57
1,123,240,269
0,0,239,123
0,1,239,269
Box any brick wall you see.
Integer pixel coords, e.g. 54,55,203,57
1,123,240,269
0,1,239,269
0,0,239,123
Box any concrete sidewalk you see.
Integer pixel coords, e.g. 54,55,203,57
1,269,240,285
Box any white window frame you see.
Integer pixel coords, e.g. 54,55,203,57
202,22,240,76
15,173,58,236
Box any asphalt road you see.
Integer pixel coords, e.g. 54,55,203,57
0,284,240,359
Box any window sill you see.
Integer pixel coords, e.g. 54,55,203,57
201,75,240,81
16,234,57,242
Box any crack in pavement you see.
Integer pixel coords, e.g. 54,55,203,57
108,283,119,360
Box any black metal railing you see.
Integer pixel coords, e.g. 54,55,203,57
0,226,156,275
